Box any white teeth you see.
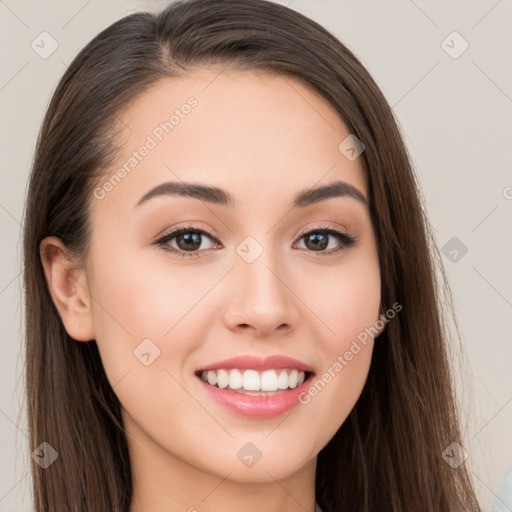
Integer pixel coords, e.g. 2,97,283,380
229,369,243,389
261,370,278,391
217,369,229,389
199,368,308,392
207,370,217,386
288,369,298,388
243,369,260,391
277,370,289,389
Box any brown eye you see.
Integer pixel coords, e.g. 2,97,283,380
156,226,219,257
295,228,356,255
154,225,357,258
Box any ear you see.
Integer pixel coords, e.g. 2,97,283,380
39,236,95,342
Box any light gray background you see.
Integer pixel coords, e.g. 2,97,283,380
1,1,511,510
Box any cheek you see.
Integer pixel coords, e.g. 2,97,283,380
330,268,381,348
86,244,209,388
89,242,211,340
324,262,380,391
301,251,381,352
292,252,380,443
87,249,207,438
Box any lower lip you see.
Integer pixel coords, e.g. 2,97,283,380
196,374,314,418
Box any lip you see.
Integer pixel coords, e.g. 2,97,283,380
196,372,315,418
196,354,315,373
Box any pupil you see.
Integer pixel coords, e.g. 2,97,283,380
307,233,327,251
178,232,201,251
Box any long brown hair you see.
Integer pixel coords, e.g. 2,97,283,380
23,0,481,510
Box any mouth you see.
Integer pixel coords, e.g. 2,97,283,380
194,367,315,418
194,368,315,396
193,354,316,418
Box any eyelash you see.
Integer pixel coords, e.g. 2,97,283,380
154,224,357,259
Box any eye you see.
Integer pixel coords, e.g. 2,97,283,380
294,226,357,255
154,224,357,258
155,226,220,258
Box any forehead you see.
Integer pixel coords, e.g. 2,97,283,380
92,67,367,217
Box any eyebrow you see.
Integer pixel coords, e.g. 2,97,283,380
135,180,368,209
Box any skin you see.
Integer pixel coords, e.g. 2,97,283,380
40,67,384,512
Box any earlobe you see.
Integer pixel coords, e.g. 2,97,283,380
39,236,95,342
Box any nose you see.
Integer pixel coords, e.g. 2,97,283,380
222,250,301,338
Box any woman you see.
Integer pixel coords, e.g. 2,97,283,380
23,0,482,510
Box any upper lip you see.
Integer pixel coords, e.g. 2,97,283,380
196,355,315,374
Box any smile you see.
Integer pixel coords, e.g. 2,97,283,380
195,368,315,418
197,368,308,393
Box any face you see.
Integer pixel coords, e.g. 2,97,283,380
57,68,382,485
